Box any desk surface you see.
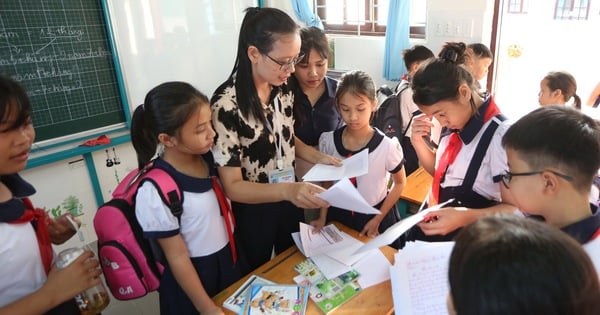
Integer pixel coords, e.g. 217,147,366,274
399,166,433,205
212,223,396,314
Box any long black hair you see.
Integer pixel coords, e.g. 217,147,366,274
130,81,209,169
213,7,298,122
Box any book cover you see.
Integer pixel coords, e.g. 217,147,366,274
222,275,275,314
294,258,362,314
239,283,310,315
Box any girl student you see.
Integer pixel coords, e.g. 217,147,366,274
408,42,517,241
131,82,243,314
313,70,407,242
0,76,102,315
538,71,582,110
211,7,340,271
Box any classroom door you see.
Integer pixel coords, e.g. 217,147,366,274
492,0,600,119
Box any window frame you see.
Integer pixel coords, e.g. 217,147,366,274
554,0,590,20
507,0,527,14
316,0,426,39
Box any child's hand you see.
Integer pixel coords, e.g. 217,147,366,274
417,207,473,236
48,214,78,245
199,304,224,315
316,153,342,167
410,114,434,145
360,216,383,238
309,215,326,233
42,250,102,302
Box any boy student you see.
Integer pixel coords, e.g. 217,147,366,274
396,45,435,174
502,105,600,244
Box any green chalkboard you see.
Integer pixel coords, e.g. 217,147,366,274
0,0,126,142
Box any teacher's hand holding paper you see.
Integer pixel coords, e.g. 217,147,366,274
316,178,381,215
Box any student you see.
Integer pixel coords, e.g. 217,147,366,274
448,214,600,315
291,26,344,179
314,70,406,243
408,42,517,241
501,105,600,244
586,81,600,107
131,82,243,314
464,43,493,84
0,76,102,315
211,7,339,271
396,45,435,174
538,71,582,110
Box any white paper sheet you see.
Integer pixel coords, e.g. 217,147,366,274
311,253,353,279
353,249,391,289
302,149,368,181
391,242,453,315
317,178,381,215
353,199,454,254
299,223,346,257
584,236,600,280
325,232,369,266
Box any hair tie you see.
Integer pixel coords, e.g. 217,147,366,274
439,49,458,64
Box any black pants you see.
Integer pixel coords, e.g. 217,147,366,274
232,200,303,272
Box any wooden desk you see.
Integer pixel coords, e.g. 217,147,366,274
399,166,432,205
212,223,396,314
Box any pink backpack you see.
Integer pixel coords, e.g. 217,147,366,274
93,163,182,300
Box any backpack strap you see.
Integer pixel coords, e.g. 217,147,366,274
393,81,417,138
139,167,183,220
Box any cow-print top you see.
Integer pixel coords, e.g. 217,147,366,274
211,79,296,183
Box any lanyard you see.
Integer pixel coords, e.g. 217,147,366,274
264,97,284,170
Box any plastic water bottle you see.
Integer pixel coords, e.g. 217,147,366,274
55,247,110,315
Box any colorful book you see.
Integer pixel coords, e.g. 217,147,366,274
222,275,275,314
294,258,362,314
239,283,310,315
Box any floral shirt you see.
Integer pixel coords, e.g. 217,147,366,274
211,79,296,183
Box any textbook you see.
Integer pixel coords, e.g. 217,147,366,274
222,274,274,313
238,283,310,315
294,258,362,314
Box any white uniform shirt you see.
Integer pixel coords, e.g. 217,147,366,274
319,128,404,206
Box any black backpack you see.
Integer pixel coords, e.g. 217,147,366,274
373,82,411,140
372,82,421,174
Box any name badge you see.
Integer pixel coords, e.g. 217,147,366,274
268,167,295,183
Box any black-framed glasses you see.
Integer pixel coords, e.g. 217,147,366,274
501,170,573,189
263,52,305,72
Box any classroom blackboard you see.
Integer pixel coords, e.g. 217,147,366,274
0,0,126,142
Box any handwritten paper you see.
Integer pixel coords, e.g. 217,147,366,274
353,199,454,254
391,241,454,315
303,149,368,181
317,178,381,215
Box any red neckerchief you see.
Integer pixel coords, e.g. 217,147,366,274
431,98,501,205
12,198,53,274
212,176,237,264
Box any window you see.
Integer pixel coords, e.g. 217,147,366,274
315,0,426,38
507,0,527,14
554,0,590,20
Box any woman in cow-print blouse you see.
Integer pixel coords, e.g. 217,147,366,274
210,7,339,271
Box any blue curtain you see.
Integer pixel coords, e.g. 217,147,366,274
291,0,324,29
383,0,410,81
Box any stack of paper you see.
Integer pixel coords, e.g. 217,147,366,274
292,223,391,287
390,241,454,315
